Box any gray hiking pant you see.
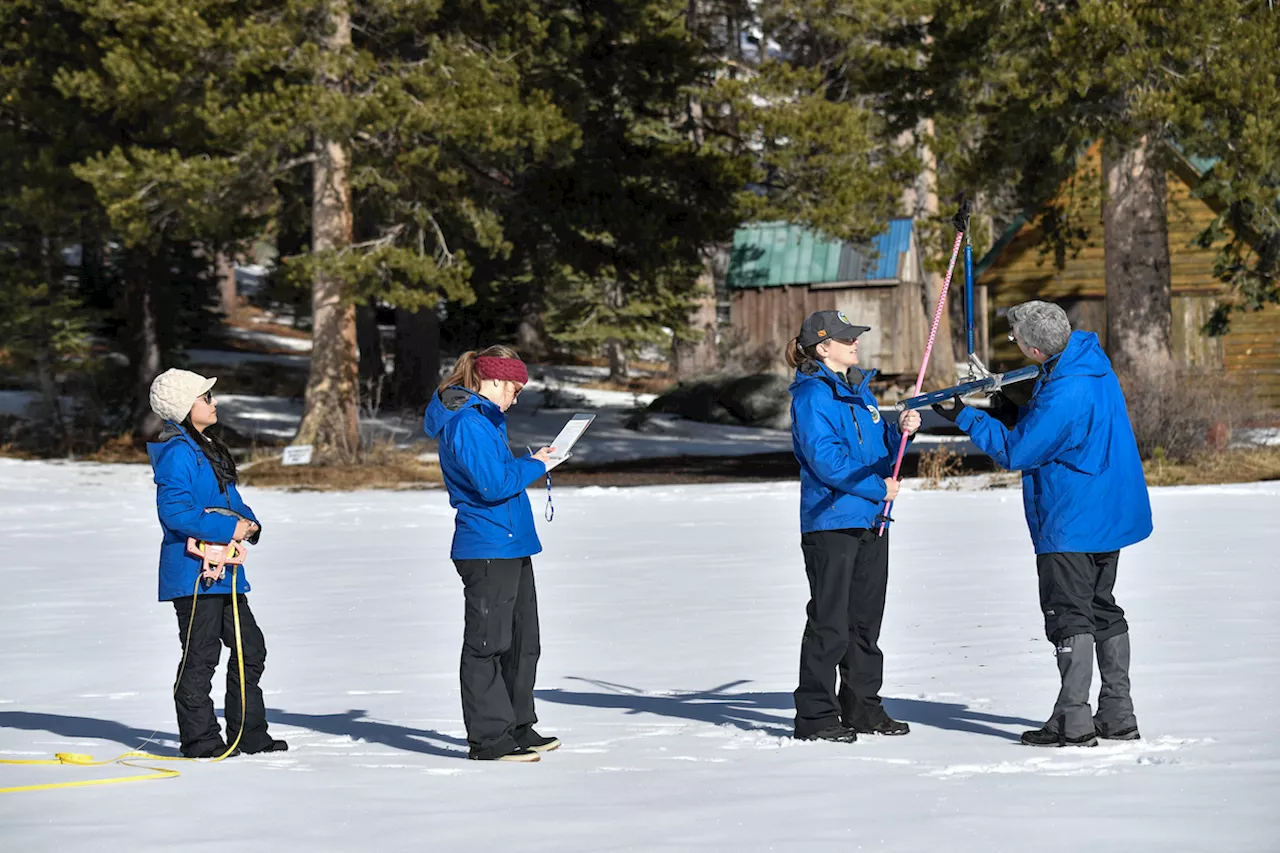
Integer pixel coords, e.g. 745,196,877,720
1037,552,1138,738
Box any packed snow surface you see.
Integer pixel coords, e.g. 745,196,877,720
0,459,1277,851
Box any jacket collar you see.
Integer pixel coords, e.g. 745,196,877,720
794,361,877,400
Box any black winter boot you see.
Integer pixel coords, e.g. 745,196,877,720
243,739,289,754
186,742,241,758
846,706,910,736
1020,726,1098,748
796,723,858,743
469,745,540,763
516,728,561,753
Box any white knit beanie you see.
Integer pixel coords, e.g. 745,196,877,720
149,369,218,423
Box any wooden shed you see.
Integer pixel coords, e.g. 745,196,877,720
726,218,931,377
976,142,1280,409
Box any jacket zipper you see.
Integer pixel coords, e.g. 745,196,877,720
849,405,864,444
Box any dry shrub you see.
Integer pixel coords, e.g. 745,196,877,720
1119,364,1257,462
1144,446,1280,487
82,434,149,464
917,446,963,489
239,442,443,491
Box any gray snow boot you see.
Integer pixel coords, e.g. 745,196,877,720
1094,632,1140,740
1022,633,1098,747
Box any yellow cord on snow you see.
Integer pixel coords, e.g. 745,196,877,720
0,565,248,794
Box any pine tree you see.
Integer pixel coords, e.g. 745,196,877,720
914,0,1280,375
60,0,577,459
1176,1,1280,333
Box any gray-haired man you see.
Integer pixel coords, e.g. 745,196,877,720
934,300,1153,746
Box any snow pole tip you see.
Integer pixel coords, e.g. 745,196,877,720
951,195,973,233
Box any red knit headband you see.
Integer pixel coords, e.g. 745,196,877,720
475,356,529,386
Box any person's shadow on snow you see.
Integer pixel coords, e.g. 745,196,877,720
535,679,1039,741
265,708,469,759
880,698,1040,741
0,711,182,754
535,678,793,736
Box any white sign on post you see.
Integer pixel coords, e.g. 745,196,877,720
281,445,314,466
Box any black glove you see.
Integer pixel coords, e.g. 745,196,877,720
989,391,1020,429
931,395,967,424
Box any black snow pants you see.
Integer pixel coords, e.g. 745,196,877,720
794,528,890,738
1036,551,1128,644
171,593,273,756
454,557,541,759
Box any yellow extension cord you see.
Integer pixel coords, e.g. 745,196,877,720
0,564,248,794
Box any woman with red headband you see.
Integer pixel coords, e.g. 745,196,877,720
424,345,563,762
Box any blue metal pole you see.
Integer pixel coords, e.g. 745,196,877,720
964,239,975,359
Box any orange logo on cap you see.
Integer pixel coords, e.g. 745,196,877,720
817,329,827,337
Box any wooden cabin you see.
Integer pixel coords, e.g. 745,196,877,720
726,218,932,377
976,142,1280,409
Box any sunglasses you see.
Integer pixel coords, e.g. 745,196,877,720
200,390,214,404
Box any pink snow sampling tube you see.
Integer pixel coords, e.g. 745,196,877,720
878,229,966,536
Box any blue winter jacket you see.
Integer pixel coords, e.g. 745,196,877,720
956,331,1153,555
423,387,546,560
791,363,906,533
147,422,261,601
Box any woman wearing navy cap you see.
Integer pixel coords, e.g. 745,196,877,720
786,310,921,743
424,345,566,762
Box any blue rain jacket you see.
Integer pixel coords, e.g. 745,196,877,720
790,363,906,533
424,387,546,560
147,422,260,601
956,331,1153,555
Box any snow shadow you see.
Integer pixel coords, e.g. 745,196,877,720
880,698,1040,742
265,708,469,760
536,680,1039,741
536,678,794,736
0,711,181,754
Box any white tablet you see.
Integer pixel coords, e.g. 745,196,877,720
546,413,595,460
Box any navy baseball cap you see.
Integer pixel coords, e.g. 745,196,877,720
797,310,871,348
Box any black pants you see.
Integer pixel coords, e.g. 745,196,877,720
454,557,541,758
171,594,272,756
794,528,890,737
1036,551,1128,644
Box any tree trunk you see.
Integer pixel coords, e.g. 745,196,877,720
215,248,238,321
394,303,440,411
516,280,549,360
901,119,957,390
293,0,360,461
356,301,384,409
1103,136,1173,378
33,349,70,454
126,260,162,440
605,338,628,382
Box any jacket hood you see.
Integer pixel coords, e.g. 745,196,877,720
790,362,877,398
146,420,195,466
424,386,499,438
1048,331,1111,380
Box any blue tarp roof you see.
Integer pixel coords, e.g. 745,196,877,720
726,218,914,289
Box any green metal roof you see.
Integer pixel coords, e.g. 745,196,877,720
726,219,915,289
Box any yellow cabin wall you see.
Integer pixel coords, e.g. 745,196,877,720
980,146,1280,409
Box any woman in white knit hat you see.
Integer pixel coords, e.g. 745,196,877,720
146,368,286,758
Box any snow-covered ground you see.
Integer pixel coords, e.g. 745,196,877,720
0,459,1277,851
